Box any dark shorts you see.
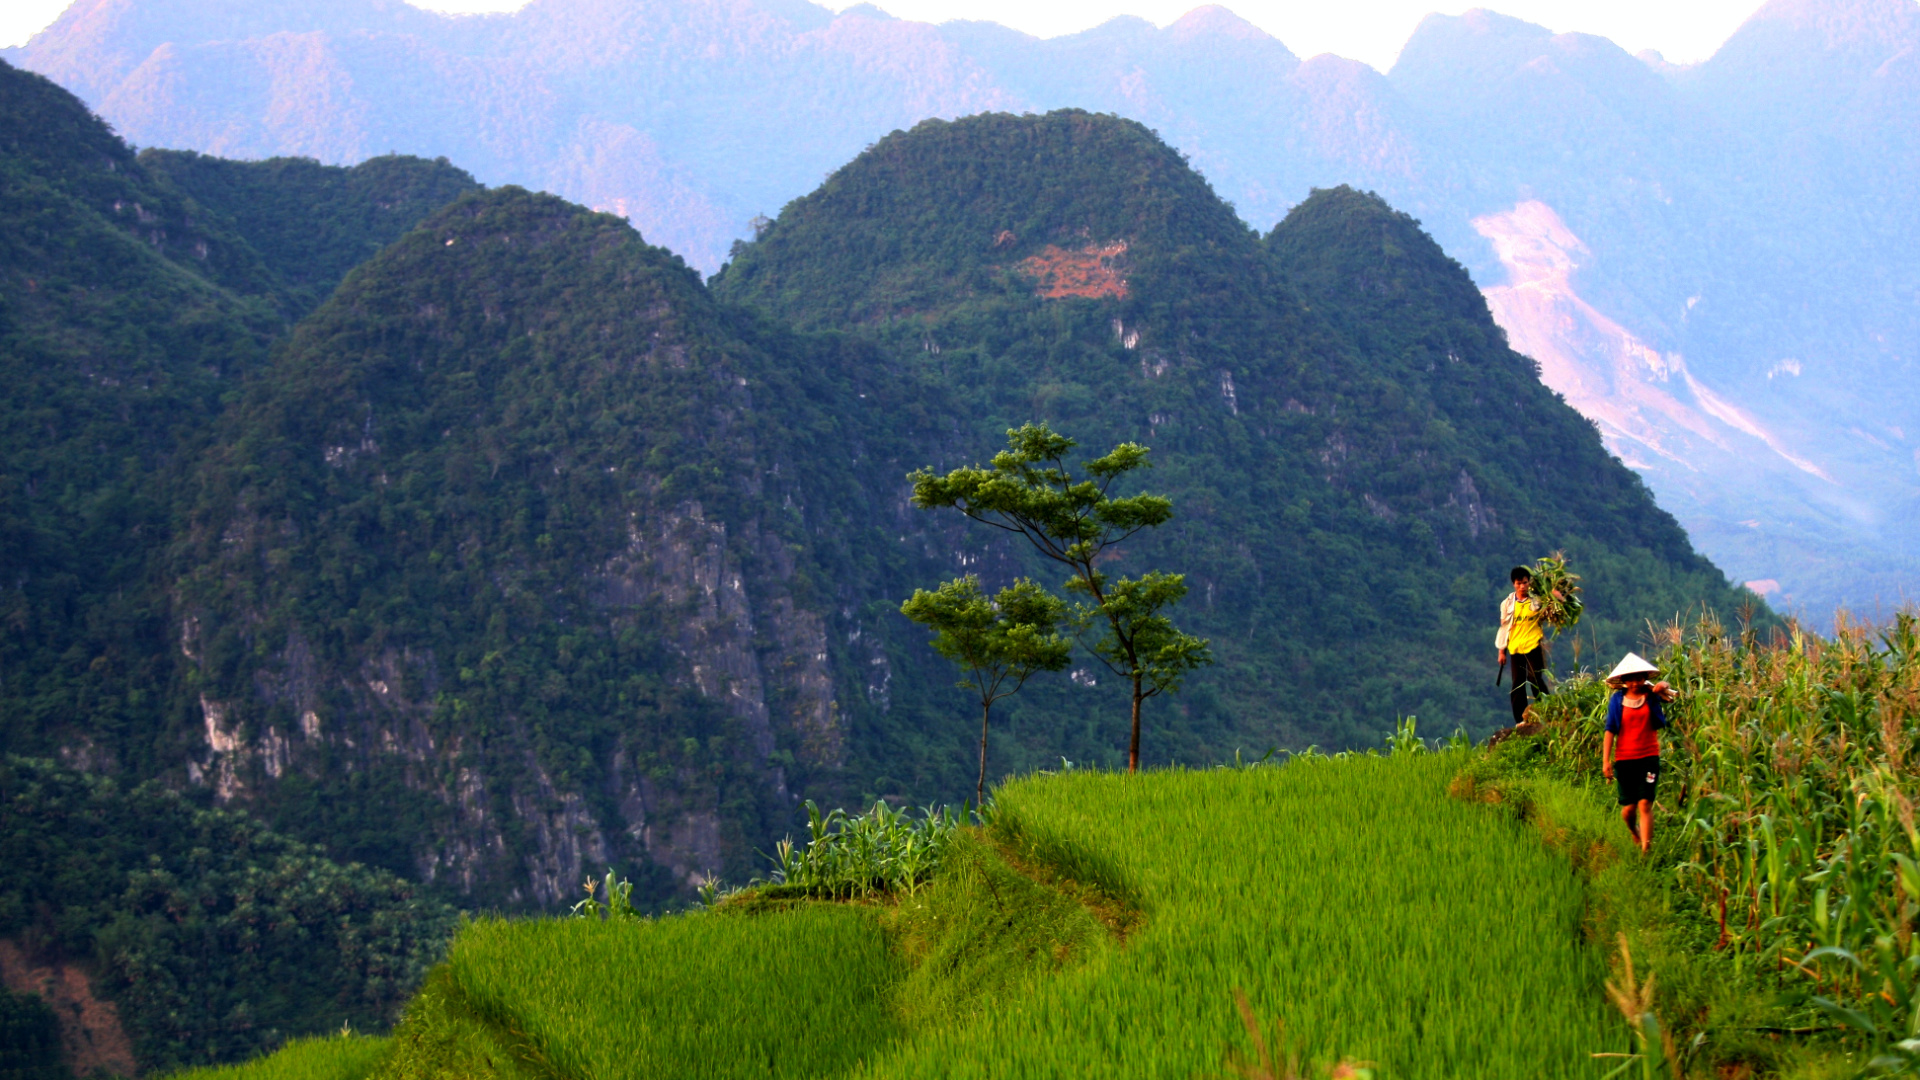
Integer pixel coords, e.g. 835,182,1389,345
1614,756,1659,806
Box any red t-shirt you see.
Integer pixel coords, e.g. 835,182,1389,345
1615,699,1660,760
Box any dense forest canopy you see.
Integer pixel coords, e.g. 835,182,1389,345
0,756,455,1072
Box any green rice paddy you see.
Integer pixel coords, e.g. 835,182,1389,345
190,752,1626,1079
442,904,903,1079
859,753,1616,1078
166,1035,392,1080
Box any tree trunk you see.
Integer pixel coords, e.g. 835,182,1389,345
1128,675,1144,773
978,700,991,807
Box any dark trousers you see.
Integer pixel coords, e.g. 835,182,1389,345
1509,647,1547,725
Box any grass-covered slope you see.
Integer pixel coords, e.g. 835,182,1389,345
860,756,1612,1078
0,757,455,1073
391,908,902,1080
260,753,1617,1080
715,109,1761,763
168,1035,394,1080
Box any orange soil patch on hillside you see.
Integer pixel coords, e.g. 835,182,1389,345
0,939,137,1077
1018,240,1129,299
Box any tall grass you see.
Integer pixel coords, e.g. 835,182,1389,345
855,753,1617,1078
163,1035,390,1080
1531,612,1920,1061
446,905,901,1079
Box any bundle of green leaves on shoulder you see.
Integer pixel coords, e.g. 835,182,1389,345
1529,552,1584,632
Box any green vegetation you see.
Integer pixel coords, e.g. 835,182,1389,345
856,754,1613,1078
763,800,966,899
877,827,1121,1032
186,623,1920,1079
0,988,69,1080
405,908,901,1080
0,59,280,788
1461,611,1920,1076
139,151,480,319
165,184,911,895
1529,552,1586,632
900,576,1072,804
303,753,1618,1080
163,1035,391,1080
4,77,1800,1076
717,111,1767,776
912,423,1212,772
0,758,455,1072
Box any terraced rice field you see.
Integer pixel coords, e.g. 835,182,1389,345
859,752,1617,1078
442,905,902,1079
190,751,1623,1079
167,1035,392,1080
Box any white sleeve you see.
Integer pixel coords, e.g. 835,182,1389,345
1494,596,1511,650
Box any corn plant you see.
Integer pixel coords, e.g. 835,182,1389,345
570,869,643,920
1594,934,1700,1080
1531,611,1920,1058
768,800,966,899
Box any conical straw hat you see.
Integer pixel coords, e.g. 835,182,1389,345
1606,652,1661,686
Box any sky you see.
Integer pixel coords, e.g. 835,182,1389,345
2,0,1762,71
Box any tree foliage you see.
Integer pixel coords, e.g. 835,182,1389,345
900,575,1071,803
913,424,1211,770
0,757,455,1072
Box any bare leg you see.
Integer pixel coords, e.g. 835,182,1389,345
1635,800,1653,853
1620,804,1638,841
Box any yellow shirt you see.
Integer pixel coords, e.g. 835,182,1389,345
1502,595,1544,655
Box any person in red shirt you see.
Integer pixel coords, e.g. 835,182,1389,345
1601,653,1676,854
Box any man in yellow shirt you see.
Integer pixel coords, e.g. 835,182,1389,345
1495,565,1547,726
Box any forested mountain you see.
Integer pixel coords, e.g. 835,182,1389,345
715,111,1747,774
0,59,476,783
11,0,1911,622
4,63,1755,1001
166,184,937,905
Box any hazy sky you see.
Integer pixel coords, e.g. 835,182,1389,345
3,0,1762,70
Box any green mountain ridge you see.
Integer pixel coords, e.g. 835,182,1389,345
3,68,1770,1071
140,150,482,320
169,184,920,901
716,109,1749,758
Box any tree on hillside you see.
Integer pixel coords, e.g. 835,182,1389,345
900,576,1072,805
911,424,1211,772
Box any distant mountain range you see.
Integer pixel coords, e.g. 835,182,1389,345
12,0,1911,624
